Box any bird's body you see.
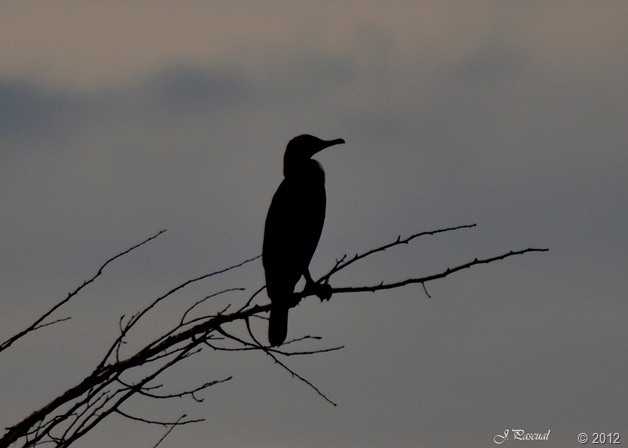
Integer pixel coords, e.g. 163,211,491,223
263,135,344,346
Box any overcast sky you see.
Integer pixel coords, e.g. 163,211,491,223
1,2,627,447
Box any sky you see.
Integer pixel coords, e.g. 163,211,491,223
1,2,627,447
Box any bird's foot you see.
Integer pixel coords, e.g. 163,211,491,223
305,282,332,302
315,283,332,301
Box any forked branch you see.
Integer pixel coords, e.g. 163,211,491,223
1,224,547,448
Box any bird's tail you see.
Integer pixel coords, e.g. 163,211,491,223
268,305,289,346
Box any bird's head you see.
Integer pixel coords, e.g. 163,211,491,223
283,134,345,176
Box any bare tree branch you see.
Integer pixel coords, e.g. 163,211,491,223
0,229,167,354
113,409,203,428
327,248,549,295
150,415,191,448
319,223,477,283
1,225,548,448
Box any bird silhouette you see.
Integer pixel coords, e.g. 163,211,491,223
263,134,345,346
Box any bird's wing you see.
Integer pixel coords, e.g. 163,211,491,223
262,178,325,299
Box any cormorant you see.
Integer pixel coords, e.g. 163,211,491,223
263,134,345,346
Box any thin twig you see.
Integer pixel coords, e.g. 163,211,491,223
97,255,260,370
319,224,476,283
327,248,549,295
150,415,191,448
0,230,167,354
181,288,246,325
114,409,203,427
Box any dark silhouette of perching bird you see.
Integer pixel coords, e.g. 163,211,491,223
263,134,345,346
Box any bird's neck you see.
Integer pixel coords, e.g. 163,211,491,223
284,159,325,180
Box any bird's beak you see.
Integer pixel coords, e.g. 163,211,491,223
316,138,345,154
